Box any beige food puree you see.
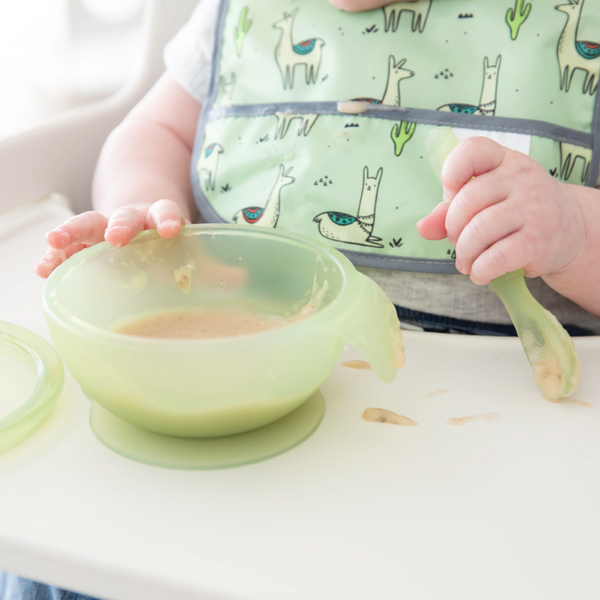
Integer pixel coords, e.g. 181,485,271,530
362,408,418,426
114,308,288,339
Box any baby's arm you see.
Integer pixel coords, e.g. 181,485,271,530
418,138,600,317
36,73,201,278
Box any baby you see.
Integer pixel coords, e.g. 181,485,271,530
34,0,600,337
7,0,600,598
34,0,600,336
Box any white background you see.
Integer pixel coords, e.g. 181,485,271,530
0,0,144,139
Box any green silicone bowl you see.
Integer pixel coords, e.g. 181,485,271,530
43,225,403,438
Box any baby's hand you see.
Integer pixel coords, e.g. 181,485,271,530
417,137,587,285
35,199,189,278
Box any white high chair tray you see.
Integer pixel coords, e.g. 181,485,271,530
0,201,599,600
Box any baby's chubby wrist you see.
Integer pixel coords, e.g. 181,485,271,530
541,184,600,305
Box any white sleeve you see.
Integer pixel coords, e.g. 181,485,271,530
163,0,220,104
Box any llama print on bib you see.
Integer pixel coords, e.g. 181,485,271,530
233,165,295,228
352,56,414,106
199,143,224,191
438,56,502,116
218,74,236,106
314,167,384,248
273,9,325,89
559,142,592,182
382,0,432,33
556,0,600,95
273,112,319,139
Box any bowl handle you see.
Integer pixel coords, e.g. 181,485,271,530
329,273,404,383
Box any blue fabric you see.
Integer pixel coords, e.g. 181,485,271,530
395,305,594,337
1,574,100,600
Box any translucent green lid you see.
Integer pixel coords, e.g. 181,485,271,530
0,321,64,453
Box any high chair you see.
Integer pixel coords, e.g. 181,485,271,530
0,0,198,218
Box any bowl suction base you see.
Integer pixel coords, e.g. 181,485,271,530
89,391,325,470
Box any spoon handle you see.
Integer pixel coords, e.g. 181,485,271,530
489,270,580,400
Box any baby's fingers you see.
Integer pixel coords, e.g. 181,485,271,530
454,202,521,274
442,137,507,202
146,199,189,239
45,212,108,250
469,231,536,285
35,243,87,279
445,170,510,246
104,207,147,248
417,200,450,240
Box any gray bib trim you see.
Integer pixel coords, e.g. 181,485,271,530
203,0,229,113
589,85,600,187
342,250,458,273
207,103,594,149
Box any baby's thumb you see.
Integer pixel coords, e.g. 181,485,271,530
416,200,450,241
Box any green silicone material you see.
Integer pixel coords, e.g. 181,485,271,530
89,390,325,470
488,271,580,399
0,321,64,453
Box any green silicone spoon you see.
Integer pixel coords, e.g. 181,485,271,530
426,127,580,400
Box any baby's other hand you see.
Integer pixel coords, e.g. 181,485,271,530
417,137,586,285
35,199,189,278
